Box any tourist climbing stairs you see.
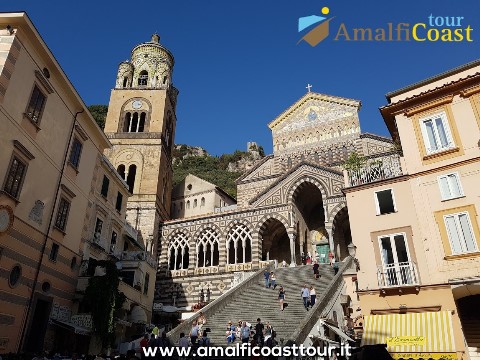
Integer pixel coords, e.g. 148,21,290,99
167,261,350,347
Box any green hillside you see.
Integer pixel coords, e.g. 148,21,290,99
172,150,252,199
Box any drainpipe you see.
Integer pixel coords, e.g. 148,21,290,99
19,109,84,351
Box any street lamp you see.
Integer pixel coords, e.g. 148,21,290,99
347,243,360,271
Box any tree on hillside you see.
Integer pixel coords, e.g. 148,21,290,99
88,105,108,130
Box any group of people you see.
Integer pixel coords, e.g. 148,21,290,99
187,313,209,347
301,252,315,265
263,270,277,289
301,284,317,310
225,318,277,348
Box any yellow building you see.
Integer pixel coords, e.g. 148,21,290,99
344,60,480,359
0,13,110,353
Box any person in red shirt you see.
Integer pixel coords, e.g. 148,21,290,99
139,334,149,360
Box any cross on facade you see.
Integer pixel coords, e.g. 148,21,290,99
306,84,313,92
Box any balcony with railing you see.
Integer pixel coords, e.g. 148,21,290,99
89,231,108,251
121,251,157,269
377,261,419,288
124,221,138,242
346,154,403,187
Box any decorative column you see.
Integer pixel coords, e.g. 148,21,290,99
288,233,297,267
326,227,334,252
226,242,230,265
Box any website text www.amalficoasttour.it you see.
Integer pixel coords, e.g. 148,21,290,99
143,342,352,358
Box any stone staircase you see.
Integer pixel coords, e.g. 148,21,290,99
462,319,480,360
167,263,340,346
205,264,335,345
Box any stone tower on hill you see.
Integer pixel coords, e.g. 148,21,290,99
103,34,178,254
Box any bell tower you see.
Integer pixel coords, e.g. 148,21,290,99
103,34,178,253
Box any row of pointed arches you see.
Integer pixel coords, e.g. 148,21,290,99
168,224,253,270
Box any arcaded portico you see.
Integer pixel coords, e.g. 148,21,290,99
156,92,394,308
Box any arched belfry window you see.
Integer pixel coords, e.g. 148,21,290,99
125,111,147,133
117,164,126,181
131,113,139,132
226,224,252,265
123,77,128,88
196,228,220,267
124,113,131,132
138,70,148,86
139,112,146,132
127,164,136,193
168,233,189,270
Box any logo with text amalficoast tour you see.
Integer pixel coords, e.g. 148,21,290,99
298,7,473,46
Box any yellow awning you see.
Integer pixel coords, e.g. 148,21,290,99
362,311,456,353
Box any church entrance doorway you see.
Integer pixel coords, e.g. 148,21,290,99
292,181,326,263
260,218,290,264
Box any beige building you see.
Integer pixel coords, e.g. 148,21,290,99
73,155,156,354
344,60,480,359
0,13,111,354
170,174,236,219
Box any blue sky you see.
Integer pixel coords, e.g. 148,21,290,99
8,0,480,155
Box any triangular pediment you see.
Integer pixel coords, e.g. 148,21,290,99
268,92,361,135
249,162,345,208
237,155,275,184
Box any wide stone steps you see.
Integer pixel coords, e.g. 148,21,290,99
201,264,335,345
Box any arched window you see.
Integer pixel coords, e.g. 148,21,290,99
117,164,126,180
201,197,205,206
139,112,146,132
127,164,136,193
123,77,128,88
196,228,219,267
193,199,197,208
186,200,190,209
168,232,189,270
124,112,131,132
138,70,148,86
130,112,138,133
226,224,252,265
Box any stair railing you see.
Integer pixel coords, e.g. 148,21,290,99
167,261,275,342
287,256,353,345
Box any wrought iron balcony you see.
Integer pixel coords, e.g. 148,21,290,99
377,261,419,288
347,154,403,187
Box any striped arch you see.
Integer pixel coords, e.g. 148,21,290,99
330,205,352,261
225,218,254,233
192,222,224,241
253,213,290,236
167,230,190,270
225,220,253,265
286,175,329,206
166,228,192,244
328,202,348,225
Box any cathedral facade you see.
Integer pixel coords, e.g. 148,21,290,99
155,91,395,309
